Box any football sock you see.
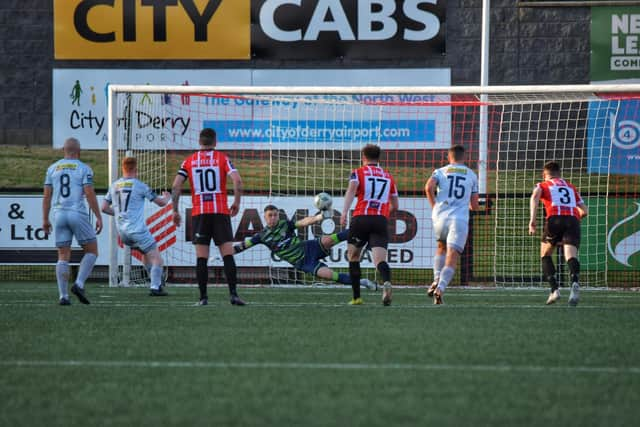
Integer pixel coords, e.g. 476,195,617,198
75,253,97,288
376,261,391,283
223,255,239,296
196,257,208,299
349,261,361,299
150,264,162,290
330,229,349,244
433,254,445,282
567,257,580,283
541,256,558,290
437,266,455,292
56,261,70,299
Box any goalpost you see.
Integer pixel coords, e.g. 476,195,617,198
107,84,640,288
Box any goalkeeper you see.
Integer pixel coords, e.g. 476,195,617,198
234,205,377,290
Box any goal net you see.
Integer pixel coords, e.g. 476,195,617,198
107,85,640,288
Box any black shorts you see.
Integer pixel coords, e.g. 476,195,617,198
542,215,581,248
191,214,233,246
347,215,389,249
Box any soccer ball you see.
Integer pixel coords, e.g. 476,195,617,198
313,192,333,211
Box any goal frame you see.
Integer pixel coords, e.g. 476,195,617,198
107,83,640,287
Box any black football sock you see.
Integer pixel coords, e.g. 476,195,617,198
376,261,391,283
223,255,239,296
196,257,208,300
349,261,361,299
567,257,580,283
541,256,558,291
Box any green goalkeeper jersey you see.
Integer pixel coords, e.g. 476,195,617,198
243,219,305,265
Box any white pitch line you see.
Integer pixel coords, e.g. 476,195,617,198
1,359,639,375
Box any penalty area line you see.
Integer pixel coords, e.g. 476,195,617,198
1,360,639,375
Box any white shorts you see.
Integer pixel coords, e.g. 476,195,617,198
54,210,96,247
433,217,469,253
119,229,157,254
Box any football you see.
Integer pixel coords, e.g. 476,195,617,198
313,192,333,211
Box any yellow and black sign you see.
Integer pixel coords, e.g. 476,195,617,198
54,0,250,59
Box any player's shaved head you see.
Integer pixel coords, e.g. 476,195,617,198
543,161,561,177
448,144,465,161
199,128,216,147
122,157,137,173
63,138,81,157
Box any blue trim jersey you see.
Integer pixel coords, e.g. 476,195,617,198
44,159,94,213
430,164,478,222
105,178,157,235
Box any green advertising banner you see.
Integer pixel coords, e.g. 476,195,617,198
591,7,640,81
607,198,640,271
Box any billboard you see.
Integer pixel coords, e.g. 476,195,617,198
53,1,445,60
587,98,640,175
0,195,433,269
591,6,640,82
53,68,452,150
53,0,251,59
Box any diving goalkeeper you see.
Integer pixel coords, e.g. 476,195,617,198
233,204,377,290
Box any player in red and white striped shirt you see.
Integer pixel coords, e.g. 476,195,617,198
171,128,245,306
529,161,588,306
340,144,399,306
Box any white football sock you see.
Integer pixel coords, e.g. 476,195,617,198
56,261,70,299
437,266,455,292
150,265,162,290
433,254,445,282
74,253,97,288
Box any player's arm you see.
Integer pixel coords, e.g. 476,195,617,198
233,234,260,254
389,194,399,215
529,185,542,235
469,193,480,211
577,201,588,219
340,180,358,227
171,174,186,226
425,176,438,209
101,198,114,216
153,191,171,207
84,184,103,234
295,213,324,228
42,185,52,235
229,170,243,217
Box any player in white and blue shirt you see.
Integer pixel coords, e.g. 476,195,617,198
425,145,480,304
43,138,103,305
102,157,170,296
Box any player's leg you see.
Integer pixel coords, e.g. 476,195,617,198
541,242,560,304
213,215,244,305
433,219,466,304
53,212,72,305
319,228,349,251
429,241,446,297
192,215,211,305
70,213,97,305
346,243,364,304
563,216,581,306
144,246,167,296
541,217,561,305
371,246,392,306
315,265,376,290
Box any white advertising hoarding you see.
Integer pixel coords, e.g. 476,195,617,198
53,68,451,150
0,195,433,269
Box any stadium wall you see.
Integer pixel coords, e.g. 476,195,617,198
0,0,591,147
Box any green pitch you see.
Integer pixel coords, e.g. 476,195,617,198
1,283,640,427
